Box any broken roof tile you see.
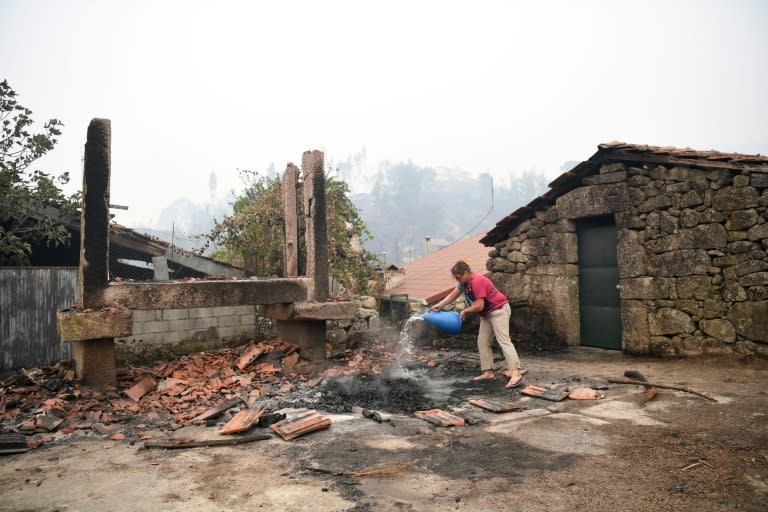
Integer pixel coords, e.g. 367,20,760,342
219,407,266,435
271,410,331,441
414,409,465,427
124,376,157,402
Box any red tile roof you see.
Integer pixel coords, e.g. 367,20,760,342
380,233,491,304
597,141,768,164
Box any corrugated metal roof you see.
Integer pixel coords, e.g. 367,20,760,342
380,233,491,304
480,142,768,246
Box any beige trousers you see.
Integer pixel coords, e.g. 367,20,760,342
477,303,521,372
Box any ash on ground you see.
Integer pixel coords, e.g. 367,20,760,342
281,374,436,414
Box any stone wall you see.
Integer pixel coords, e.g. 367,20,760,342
486,161,768,357
326,295,381,347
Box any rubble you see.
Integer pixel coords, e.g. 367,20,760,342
414,409,465,427
219,406,266,435
0,338,400,452
313,374,434,414
0,433,28,455
520,384,569,401
568,388,604,400
123,376,157,402
468,398,522,413
271,410,331,440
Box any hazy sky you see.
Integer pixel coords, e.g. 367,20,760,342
2,0,766,229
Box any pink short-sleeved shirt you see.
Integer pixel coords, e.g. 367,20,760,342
458,273,508,317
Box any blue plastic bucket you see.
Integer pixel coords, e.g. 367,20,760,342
422,311,462,335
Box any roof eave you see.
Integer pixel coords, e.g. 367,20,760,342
479,143,768,247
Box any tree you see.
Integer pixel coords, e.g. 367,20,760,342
325,175,383,295
205,169,383,295
206,170,284,276
0,79,79,265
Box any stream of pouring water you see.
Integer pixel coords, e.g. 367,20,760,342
390,314,457,403
390,314,423,377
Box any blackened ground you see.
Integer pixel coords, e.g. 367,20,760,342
1,346,767,512
314,375,436,414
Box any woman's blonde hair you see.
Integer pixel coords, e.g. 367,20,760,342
451,259,471,274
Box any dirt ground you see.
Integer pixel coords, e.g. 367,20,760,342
1,332,767,512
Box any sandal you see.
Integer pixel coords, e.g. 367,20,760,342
502,368,528,378
472,373,496,382
505,374,525,389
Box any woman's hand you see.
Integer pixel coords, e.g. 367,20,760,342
431,304,441,312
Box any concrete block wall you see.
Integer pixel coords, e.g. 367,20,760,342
116,305,275,362
116,299,378,364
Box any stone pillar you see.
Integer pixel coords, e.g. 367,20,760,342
282,163,299,278
73,118,116,386
80,118,111,307
302,150,329,300
72,338,118,387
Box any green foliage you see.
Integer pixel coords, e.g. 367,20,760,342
205,168,383,295
325,175,383,295
0,79,79,265
205,170,284,276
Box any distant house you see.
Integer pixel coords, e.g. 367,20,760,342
379,233,492,316
480,142,768,357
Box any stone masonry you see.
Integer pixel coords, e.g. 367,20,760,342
486,151,768,357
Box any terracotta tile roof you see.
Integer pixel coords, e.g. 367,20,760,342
480,142,768,246
380,233,491,304
597,141,768,164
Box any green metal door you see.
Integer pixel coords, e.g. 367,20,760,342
577,217,622,349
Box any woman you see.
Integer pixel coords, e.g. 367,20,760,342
432,260,525,388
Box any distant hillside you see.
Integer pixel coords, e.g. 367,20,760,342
350,162,549,265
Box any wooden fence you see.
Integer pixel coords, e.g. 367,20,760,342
0,267,77,373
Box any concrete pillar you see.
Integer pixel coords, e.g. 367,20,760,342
152,256,170,280
74,118,116,387
302,150,329,300
282,163,299,278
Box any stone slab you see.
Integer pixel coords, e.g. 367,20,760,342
57,308,133,342
100,278,311,310
264,301,358,321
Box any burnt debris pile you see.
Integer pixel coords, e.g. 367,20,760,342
317,375,435,414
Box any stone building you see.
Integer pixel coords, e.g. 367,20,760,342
480,142,768,357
